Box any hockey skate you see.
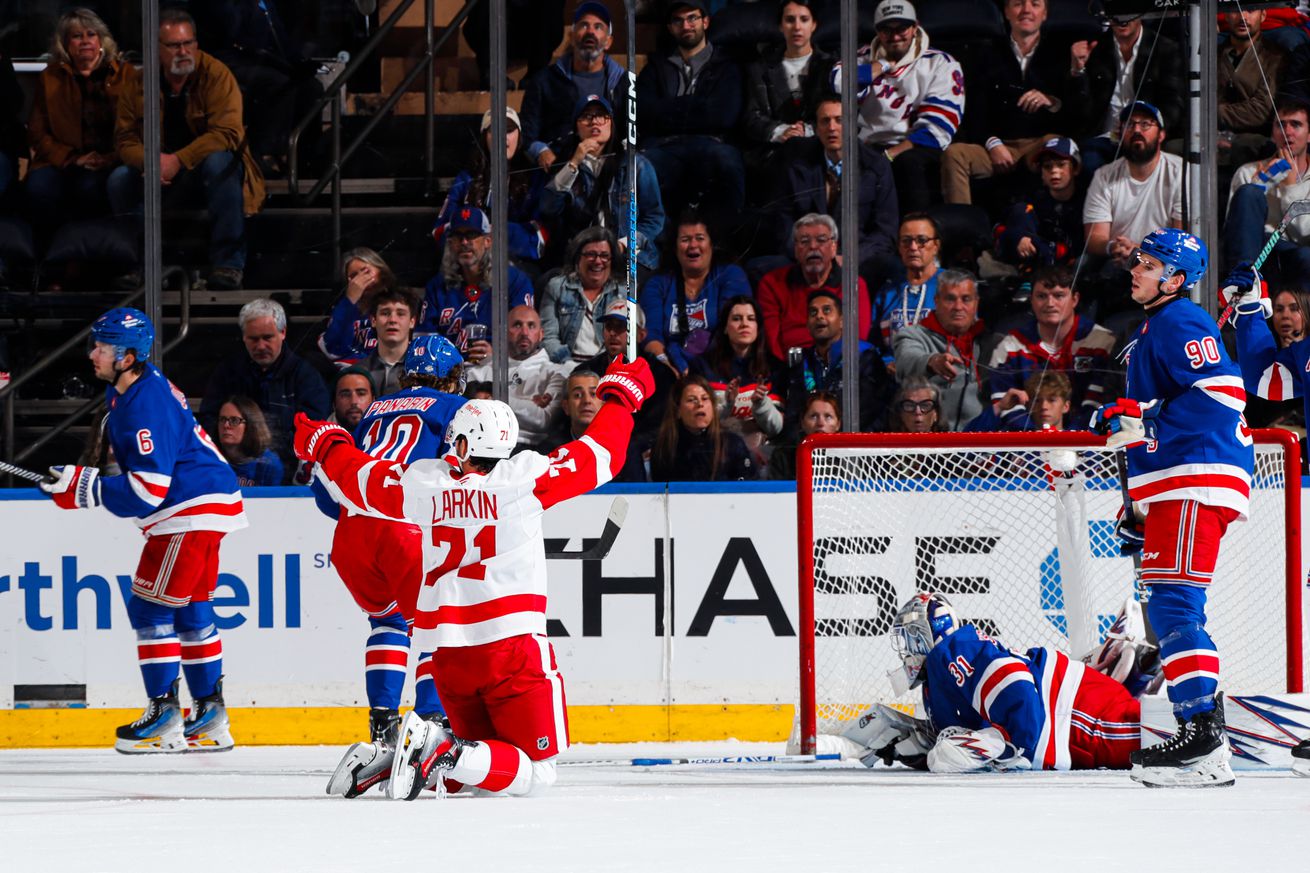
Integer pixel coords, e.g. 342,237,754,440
1130,695,1235,788
325,709,401,798
184,677,234,752
115,680,187,754
1292,739,1310,777
387,711,469,801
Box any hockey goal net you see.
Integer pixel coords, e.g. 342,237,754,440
794,429,1303,754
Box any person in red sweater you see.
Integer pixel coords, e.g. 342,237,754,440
757,213,870,360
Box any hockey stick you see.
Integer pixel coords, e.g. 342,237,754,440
544,495,628,560
0,460,54,485
623,0,639,363
1217,198,1310,327
560,753,842,767
1114,451,1159,648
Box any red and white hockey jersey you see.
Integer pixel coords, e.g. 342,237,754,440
315,403,633,649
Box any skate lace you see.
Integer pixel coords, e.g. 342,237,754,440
131,700,162,728
1156,718,1200,754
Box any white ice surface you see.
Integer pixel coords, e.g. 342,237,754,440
1,742,1307,873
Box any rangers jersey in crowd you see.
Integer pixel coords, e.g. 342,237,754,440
314,402,633,650
1235,311,1308,426
1122,297,1254,517
923,625,1099,771
102,363,247,535
833,31,965,150
420,268,534,353
987,315,1117,411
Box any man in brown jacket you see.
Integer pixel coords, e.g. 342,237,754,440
1218,7,1285,167
108,8,264,290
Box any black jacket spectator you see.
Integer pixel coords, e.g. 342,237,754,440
742,45,835,146
965,34,1076,145
780,339,893,436
649,422,754,482
1069,28,1184,139
520,54,630,165
635,44,743,141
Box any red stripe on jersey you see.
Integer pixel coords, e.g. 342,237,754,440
142,499,246,532
1162,653,1220,681
1130,473,1251,501
1042,654,1070,770
132,472,171,499
477,740,526,793
414,594,549,630
1202,384,1247,403
977,661,1029,721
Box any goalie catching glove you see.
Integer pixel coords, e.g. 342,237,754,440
842,703,935,770
1089,397,1159,449
1219,262,1271,321
596,355,655,412
926,726,1031,774
292,413,353,465
39,464,101,510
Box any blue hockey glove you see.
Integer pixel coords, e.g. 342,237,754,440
1219,262,1270,321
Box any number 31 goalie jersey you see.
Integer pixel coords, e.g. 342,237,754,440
315,403,633,650
1122,296,1253,518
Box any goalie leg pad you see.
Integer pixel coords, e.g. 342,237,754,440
927,726,1031,773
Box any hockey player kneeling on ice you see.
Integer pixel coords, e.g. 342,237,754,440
295,355,655,799
852,593,1145,774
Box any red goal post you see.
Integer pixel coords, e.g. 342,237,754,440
795,429,1303,756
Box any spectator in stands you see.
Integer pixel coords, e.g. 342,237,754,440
891,377,944,433
1244,288,1308,432
1224,95,1310,285
535,363,647,480
1218,7,1286,168
765,390,841,480
640,211,751,374
520,2,627,171
741,1,835,166
985,263,1116,417
25,8,128,243
435,108,547,270
832,0,965,213
540,226,626,363
770,96,899,290
464,304,569,449
757,213,871,361
463,0,566,91
538,93,665,273
579,299,676,448
319,246,399,365
357,285,421,397
635,1,745,223
1082,102,1183,270
109,8,265,291
420,206,534,357
688,295,784,467
1067,13,1184,177
967,369,1072,432
199,298,329,481
870,212,941,362
192,0,324,177
215,395,283,487
776,288,892,435
994,137,1085,275
893,269,990,431
330,365,376,431
942,0,1072,206
650,373,755,481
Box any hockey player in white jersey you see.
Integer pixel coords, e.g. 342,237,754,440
293,355,654,798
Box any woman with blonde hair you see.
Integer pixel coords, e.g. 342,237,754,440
319,246,405,364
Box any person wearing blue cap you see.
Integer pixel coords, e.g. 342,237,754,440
519,2,629,172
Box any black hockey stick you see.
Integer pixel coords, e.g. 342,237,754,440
544,496,629,560
623,0,639,362
1114,451,1159,648
0,460,54,485
1218,198,1310,327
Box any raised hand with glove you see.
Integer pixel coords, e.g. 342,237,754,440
39,464,102,510
596,355,655,413
1089,397,1160,449
1220,262,1271,322
292,412,354,465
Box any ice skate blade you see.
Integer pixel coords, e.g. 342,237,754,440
184,729,235,752
387,712,431,801
1130,760,1235,788
1292,758,1310,778
114,735,188,755
327,742,392,798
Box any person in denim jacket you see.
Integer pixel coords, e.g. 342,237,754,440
539,227,627,363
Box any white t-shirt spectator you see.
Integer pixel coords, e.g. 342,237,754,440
1083,153,1185,245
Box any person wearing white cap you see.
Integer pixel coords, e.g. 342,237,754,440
433,106,547,267
829,0,965,213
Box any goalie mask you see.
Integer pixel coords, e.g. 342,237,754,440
889,593,959,695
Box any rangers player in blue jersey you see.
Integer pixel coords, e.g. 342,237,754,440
1089,229,1253,787
313,336,468,798
40,308,248,753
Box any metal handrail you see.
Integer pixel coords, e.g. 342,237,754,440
2,267,192,469
287,0,483,207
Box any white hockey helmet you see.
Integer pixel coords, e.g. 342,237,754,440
445,399,519,461
888,592,959,695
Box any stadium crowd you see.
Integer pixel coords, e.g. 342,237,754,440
1,0,1307,483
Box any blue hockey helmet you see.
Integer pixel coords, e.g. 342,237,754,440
890,592,959,693
404,334,464,378
1137,228,1207,292
90,307,154,362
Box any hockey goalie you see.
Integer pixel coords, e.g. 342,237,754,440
845,592,1160,775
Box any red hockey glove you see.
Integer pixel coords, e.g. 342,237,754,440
39,464,101,510
597,356,655,412
292,413,353,464
1089,397,1159,449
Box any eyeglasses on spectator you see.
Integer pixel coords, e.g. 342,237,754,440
898,400,937,414
899,235,937,248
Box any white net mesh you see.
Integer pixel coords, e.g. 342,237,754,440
801,434,1293,739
